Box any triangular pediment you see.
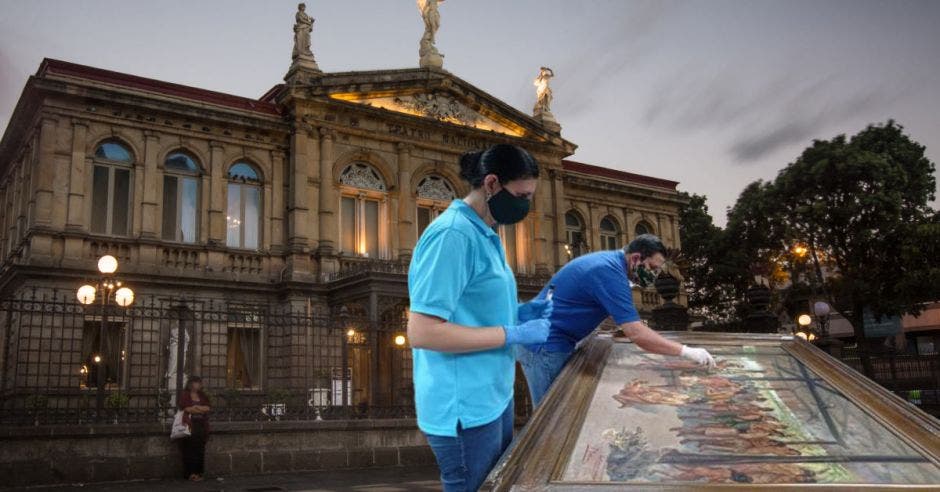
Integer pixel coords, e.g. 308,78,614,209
294,68,575,151
332,89,525,137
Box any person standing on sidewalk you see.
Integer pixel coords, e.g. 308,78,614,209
407,144,553,492
178,376,211,481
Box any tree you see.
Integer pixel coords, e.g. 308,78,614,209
773,121,937,377
678,193,737,321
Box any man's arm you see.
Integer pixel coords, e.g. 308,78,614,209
618,320,683,356
619,320,716,367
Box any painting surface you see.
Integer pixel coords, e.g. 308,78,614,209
561,342,940,484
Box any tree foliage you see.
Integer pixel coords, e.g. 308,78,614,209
679,121,938,377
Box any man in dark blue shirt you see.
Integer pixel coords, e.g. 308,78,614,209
517,234,715,406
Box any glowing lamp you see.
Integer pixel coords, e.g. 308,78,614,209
97,255,118,274
76,285,96,305
114,287,135,307
797,314,812,326
394,335,407,347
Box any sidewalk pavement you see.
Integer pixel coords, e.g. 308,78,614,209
18,466,442,492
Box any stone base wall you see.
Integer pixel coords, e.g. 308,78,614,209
0,419,436,487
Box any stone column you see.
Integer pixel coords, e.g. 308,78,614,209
587,203,598,251
317,128,338,275
139,131,160,238
31,117,58,228
270,150,286,250
533,170,553,275
207,141,226,245
66,121,87,231
287,123,310,250
396,143,415,262
551,170,567,269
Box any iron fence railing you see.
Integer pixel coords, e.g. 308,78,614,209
0,287,535,426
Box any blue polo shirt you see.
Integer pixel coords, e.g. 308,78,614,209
408,199,517,437
527,250,641,353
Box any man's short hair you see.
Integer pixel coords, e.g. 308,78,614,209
625,234,666,259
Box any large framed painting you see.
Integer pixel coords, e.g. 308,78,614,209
483,332,940,491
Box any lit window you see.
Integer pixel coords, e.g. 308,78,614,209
226,307,262,389
339,163,387,258
162,152,200,243
226,163,261,249
80,320,126,389
90,140,133,236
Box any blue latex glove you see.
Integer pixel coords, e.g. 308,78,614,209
518,299,553,323
503,319,551,346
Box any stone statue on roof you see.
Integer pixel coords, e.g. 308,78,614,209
288,3,320,75
533,67,561,132
417,0,445,69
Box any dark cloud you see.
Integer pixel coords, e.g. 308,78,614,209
728,86,900,162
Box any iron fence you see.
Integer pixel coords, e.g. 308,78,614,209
0,288,417,425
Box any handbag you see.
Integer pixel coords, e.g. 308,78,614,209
170,410,191,440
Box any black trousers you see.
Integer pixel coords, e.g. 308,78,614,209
178,420,207,477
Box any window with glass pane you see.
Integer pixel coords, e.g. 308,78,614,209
364,199,379,257
162,152,199,243
90,140,134,237
600,216,621,250
565,211,587,258
635,221,652,237
417,206,432,237
80,321,126,389
226,327,260,389
226,163,261,249
341,196,356,253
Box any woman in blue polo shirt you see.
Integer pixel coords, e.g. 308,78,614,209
407,144,553,492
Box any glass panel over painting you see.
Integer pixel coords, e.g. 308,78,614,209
561,342,940,485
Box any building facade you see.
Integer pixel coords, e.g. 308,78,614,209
0,56,686,421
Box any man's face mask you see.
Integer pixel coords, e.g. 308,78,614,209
629,257,661,288
635,264,658,288
487,185,531,225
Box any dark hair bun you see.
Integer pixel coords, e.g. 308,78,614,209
457,144,539,188
459,150,484,182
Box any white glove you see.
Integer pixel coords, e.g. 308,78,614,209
680,345,716,368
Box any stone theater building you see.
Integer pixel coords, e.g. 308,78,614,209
0,3,684,449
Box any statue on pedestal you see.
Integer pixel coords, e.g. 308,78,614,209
288,3,321,77
417,0,445,69
533,67,561,131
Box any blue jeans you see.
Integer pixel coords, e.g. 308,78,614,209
424,401,514,492
516,345,572,407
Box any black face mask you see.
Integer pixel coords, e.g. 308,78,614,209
628,260,659,288
488,188,530,225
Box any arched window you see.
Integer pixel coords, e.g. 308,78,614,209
91,140,134,236
564,211,587,258
162,152,200,243
226,162,261,249
635,221,653,237
339,163,387,258
416,175,456,238
599,216,621,250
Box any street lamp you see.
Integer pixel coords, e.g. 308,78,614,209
795,313,817,342
76,255,135,422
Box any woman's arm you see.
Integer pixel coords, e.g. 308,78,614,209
408,312,506,353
